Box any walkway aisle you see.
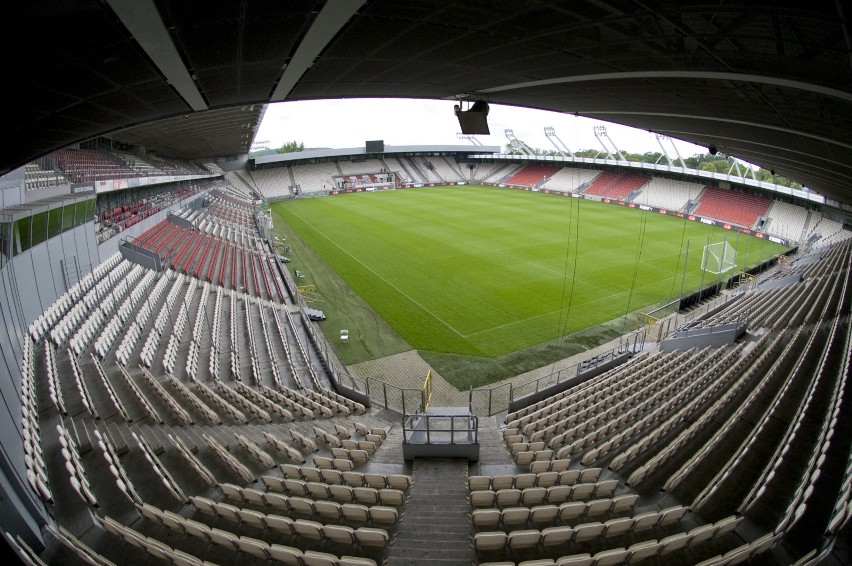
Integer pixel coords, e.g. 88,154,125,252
386,458,474,565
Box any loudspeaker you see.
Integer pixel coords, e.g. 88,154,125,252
455,101,490,135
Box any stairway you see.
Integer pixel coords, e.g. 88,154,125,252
386,458,474,565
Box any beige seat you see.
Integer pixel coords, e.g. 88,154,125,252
536,471,560,488
333,458,355,471
354,486,380,505
473,531,508,552
238,508,267,530
302,550,338,566
262,475,285,492
631,511,661,533
559,470,580,485
301,467,322,483
363,473,386,489
491,475,514,490
593,479,619,498
593,547,629,566
307,481,331,500
283,478,308,496
522,487,548,506
265,492,290,512
713,515,742,538
657,531,690,556
530,504,559,526
323,524,357,545
555,554,592,566
314,500,343,520
354,527,389,548
368,506,398,525
287,497,315,516
502,506,531,528
339,556,377,566
603,517,634,538
514,473,537,489
579,468,602,483
218,483,243,502
313,457,333,470
321,469,343,484
470,490,496,508
379,488,405,506
208,528,239,551
468,475,492,491
190,496,218,518
610,494,639,515
548,485,573,505
238,536,271,560
330,484,355,502
558,501,586,522
570,483,596,501
496,488,522,507
472,509,501,530
268,543,304,565
265,514,295,536
387,474,411,491
279,464,301,478
572,522,605,543
585,498,613,518
293,519,324,541
242,488,266,508
507,529,541,550
341,503,370,523
342,471,365,487
541,525,575,547
686,523,716,547
182,519,212,543
626,540,661,563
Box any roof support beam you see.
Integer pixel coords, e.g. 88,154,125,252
270,0,366,102
472,70,852,104
107,0,208,111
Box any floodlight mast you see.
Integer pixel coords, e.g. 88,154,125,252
505,129,535,156
544,126,574,158
654,134,687,169
457,132,483,146
592,125,627,162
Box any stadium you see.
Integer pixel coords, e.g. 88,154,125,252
1,3,850,566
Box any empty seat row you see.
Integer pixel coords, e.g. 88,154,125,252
203,433,254,483
93,427,140,506
469,481,619,508
168,433,218,487
132,431,187,504
236,433,276,468
468,466,596,492
474,514,739,558
471,495,641,530
263,476,407,507
21,342,52,505
279,463,411,491
217,483,400,525
194,380,247,424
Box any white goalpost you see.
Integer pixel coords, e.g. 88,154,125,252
701,241,738,274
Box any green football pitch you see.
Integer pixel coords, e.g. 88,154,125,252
271,186,787,375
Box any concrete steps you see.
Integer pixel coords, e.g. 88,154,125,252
386,458,473,565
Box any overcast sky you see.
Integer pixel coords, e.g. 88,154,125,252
254,98,708,158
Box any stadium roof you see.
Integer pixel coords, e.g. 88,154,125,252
4,1,852,205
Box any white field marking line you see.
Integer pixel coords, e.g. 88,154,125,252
284,207,466,338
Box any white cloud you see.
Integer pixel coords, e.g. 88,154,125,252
254,98,708,158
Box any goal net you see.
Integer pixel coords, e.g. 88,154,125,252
701,241,737,274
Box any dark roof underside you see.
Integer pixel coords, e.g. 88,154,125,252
4,0,851,204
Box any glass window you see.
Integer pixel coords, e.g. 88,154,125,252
74,201,88,228
48,207,62,238
61,203,75,231
13,216,32,255
30,211,48,248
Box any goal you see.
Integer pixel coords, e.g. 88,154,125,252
701,241,738,274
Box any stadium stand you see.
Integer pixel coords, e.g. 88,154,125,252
425,156,465,183
290,162,339,194
251,167,294,200
16,167,852,565
583,171,651,199
764,201,812,244
478,163,522,184
505,164,562,187
694,187,771,228
636,177,706,211
538,167,602,193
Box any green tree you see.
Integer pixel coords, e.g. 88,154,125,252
276,140,305,154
